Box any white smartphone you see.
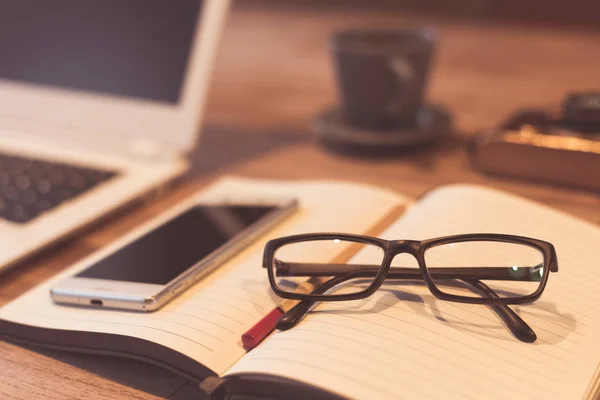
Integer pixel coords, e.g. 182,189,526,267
50,197,297,311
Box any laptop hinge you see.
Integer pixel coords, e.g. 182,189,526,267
126,139,183,162
0,108,185,163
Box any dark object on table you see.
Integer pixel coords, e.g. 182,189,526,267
315,28,452,155
469,92,600,192
332,28,436,129
313,105,452,155
562,92,600,133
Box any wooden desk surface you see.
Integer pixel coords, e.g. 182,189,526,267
1,3,599,399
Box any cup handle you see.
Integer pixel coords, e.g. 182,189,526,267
386,57,415,116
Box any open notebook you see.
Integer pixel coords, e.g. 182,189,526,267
1,177,600,400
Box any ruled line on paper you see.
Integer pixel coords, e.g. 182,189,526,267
537,290,599,313
266,335,521,400
163,310,236,334
245,329,547,400
531,302,594,323
282,327,536,399
178,297,260,318
519,306,589,330
10,308,216,352
257,345,473,400
553,274,600,291
197,288,272,308
247,356,407,400
142,315,226,343
204,280,274,300
310,309,566,374
318,294,576,352
378,302,579,355
187,291,267,315
363,294,584,350
175,275,275,304
319,298,579,357
299,318,553,389
439,299,585,346
345,290,586,341
171,303,246,325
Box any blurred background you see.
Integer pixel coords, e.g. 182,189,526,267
207,0,600,133
1,1,599,399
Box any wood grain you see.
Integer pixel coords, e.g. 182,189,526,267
0,2,599,399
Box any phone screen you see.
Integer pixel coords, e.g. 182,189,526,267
76,205,280,284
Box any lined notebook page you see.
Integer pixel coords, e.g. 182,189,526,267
227,185,600,400
0,176,406,375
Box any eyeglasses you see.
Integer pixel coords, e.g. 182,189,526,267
264,233,558,343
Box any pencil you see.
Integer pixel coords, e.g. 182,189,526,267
241,277,325,350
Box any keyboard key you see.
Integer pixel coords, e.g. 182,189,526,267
0,185,20,202
14,176,31,190
35,179,52,194
0,152,117,224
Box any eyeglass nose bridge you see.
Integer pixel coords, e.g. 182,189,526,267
388,240,422,257
383,240,436,293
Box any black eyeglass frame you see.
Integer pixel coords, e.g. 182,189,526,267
264,233,558,304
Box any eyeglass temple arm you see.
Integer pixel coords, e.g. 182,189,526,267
277,273,363,330
273,261,546,281
461,279,536,343
276,271,536,343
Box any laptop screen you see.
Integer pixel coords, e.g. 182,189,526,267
0,0,202,104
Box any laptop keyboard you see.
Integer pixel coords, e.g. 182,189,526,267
0,152,117,224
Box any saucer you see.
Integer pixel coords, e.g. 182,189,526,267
313,105,452,154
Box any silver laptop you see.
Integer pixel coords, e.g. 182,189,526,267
0,0,230,272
